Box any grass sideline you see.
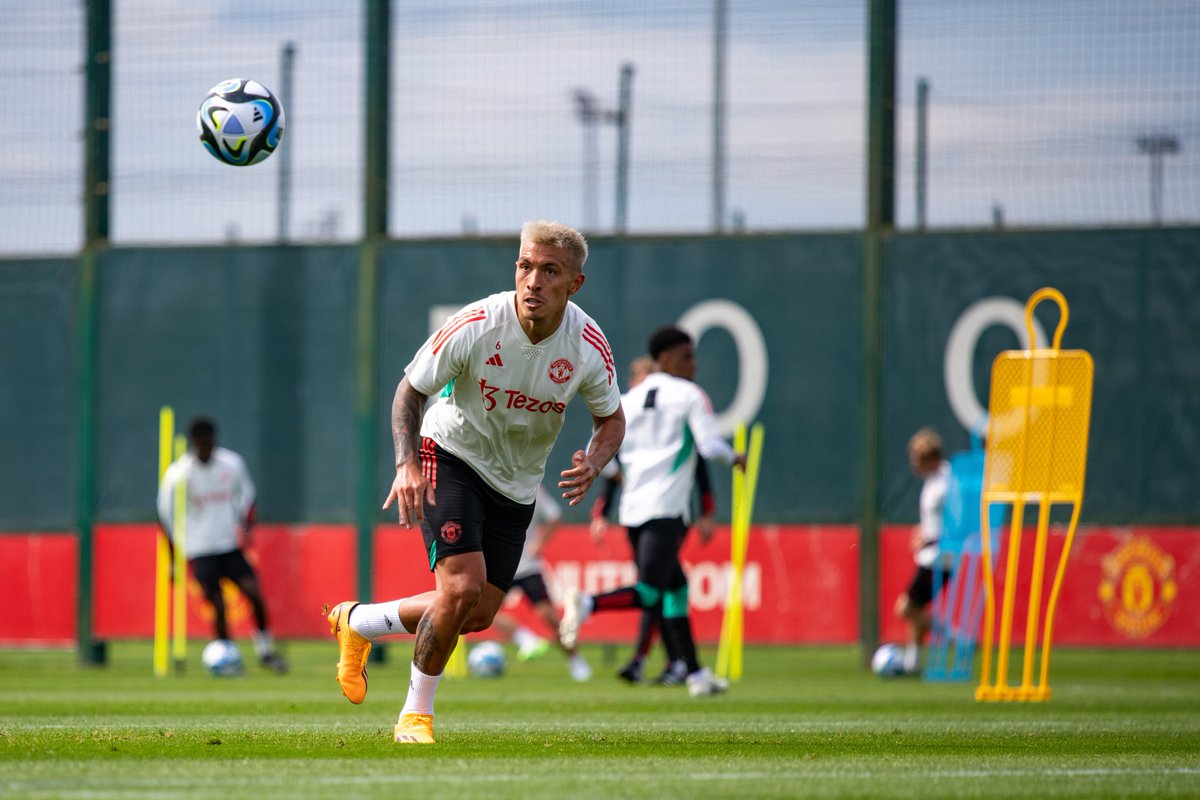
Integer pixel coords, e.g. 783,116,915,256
1,641,1197,799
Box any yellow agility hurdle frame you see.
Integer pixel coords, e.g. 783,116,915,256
976,288,1093,702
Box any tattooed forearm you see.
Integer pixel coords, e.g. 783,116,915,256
392,378,428,468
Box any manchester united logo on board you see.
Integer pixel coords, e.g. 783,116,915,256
548,358,574,384
1097,537,1177,640
440,520,462,544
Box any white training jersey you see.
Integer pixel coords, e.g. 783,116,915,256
914,460,951,568
156,447,256,559
405,291,621,504
616,371,735,528
513,484,563,580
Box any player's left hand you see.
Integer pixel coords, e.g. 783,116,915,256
695,514,716,544
559,450,601,506
384,461,435,528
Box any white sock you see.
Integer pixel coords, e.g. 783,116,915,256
400,662,441,717
349,601,410,639
581,594,595,616
903,643,919,672
252,630,274,659
513,627,540,649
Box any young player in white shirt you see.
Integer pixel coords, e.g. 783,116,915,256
325,221,624,744
156,417,287,673
893,427,951,675
560,326,745,697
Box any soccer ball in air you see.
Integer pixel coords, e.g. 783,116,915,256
871,643,907,678
467,641,507,678
196,78,285,166
201,639,245,677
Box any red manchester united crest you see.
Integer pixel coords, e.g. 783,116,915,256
548,357,574,384
440,520,462,544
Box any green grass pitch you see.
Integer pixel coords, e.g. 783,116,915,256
1,641,1197,799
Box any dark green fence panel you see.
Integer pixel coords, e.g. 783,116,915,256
2,228,1197,529
0,259,77,528
883,227,1200,523
94,246,358,522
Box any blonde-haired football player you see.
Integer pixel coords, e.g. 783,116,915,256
893,427,951,675
325,221,624,744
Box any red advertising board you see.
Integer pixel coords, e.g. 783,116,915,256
878,524,1200,646
2,524,1196,648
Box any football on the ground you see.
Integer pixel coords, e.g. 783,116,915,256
467,640,507,678
871,643,906,678
201,639,245,677
196,78,285,166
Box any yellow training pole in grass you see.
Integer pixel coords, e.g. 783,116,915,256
444,635,468,678
716,425,747,681
172,434,188,673
976,288,1092,703
154,406,174,677
717,421,763,682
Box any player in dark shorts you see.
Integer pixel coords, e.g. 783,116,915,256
560,326,745,698
324,221,625,744
893,427,952,675
157,417,287,673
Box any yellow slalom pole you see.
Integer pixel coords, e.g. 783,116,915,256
445,635,468,678
717,422,763,682
716,424,748,680
154,407,174,677
172,434,188,673
730,423,763,680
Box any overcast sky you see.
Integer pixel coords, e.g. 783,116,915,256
1,1,1197,256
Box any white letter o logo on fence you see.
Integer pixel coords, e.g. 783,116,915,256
677,299,768,437
944,297,1046,434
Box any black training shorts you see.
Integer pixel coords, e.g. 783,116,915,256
510,571,551,605
189,549,256,599
628,516,689,591
905,564,952,608
418,438,535,593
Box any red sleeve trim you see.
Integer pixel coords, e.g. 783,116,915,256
582,324,616,385
431,309,487,354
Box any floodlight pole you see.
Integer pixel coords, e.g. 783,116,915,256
277,41,295,243
711,0,727,232
915,77,929,231
614,63,635,234
575,65,634,234
1136,133,1179,226
574,89,602,232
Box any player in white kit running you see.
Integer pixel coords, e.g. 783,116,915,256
560,326,744,697
324,221,624,744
